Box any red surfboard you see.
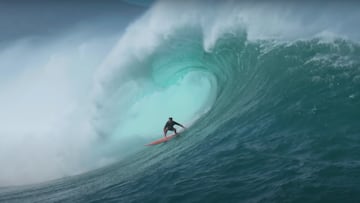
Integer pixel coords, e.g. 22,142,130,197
145,133,179,146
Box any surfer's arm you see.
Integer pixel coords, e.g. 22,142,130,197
174,121,185,128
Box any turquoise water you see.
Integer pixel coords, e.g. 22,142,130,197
1,26,360,202
2,0,360,200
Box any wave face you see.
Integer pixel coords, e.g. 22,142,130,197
2,1,360,202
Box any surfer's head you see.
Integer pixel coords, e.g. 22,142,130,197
169,117,173,121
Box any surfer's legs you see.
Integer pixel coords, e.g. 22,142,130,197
164,127,168,137
164,127,177,136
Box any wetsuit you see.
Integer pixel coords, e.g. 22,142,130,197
164,121,180,131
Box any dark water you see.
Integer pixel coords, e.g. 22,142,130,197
1,28,360,202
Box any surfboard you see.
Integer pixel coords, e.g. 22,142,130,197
145,133,179,146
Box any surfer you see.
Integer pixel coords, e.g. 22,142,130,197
163,117,185,137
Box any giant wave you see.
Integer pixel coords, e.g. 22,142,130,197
1,1,360,202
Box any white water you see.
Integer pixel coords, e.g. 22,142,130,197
1,0,359,186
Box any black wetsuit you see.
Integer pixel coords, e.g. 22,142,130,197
164,121,180,131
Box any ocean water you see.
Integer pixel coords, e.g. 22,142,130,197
1,1,360,203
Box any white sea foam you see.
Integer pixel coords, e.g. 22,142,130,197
1,0,359,186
